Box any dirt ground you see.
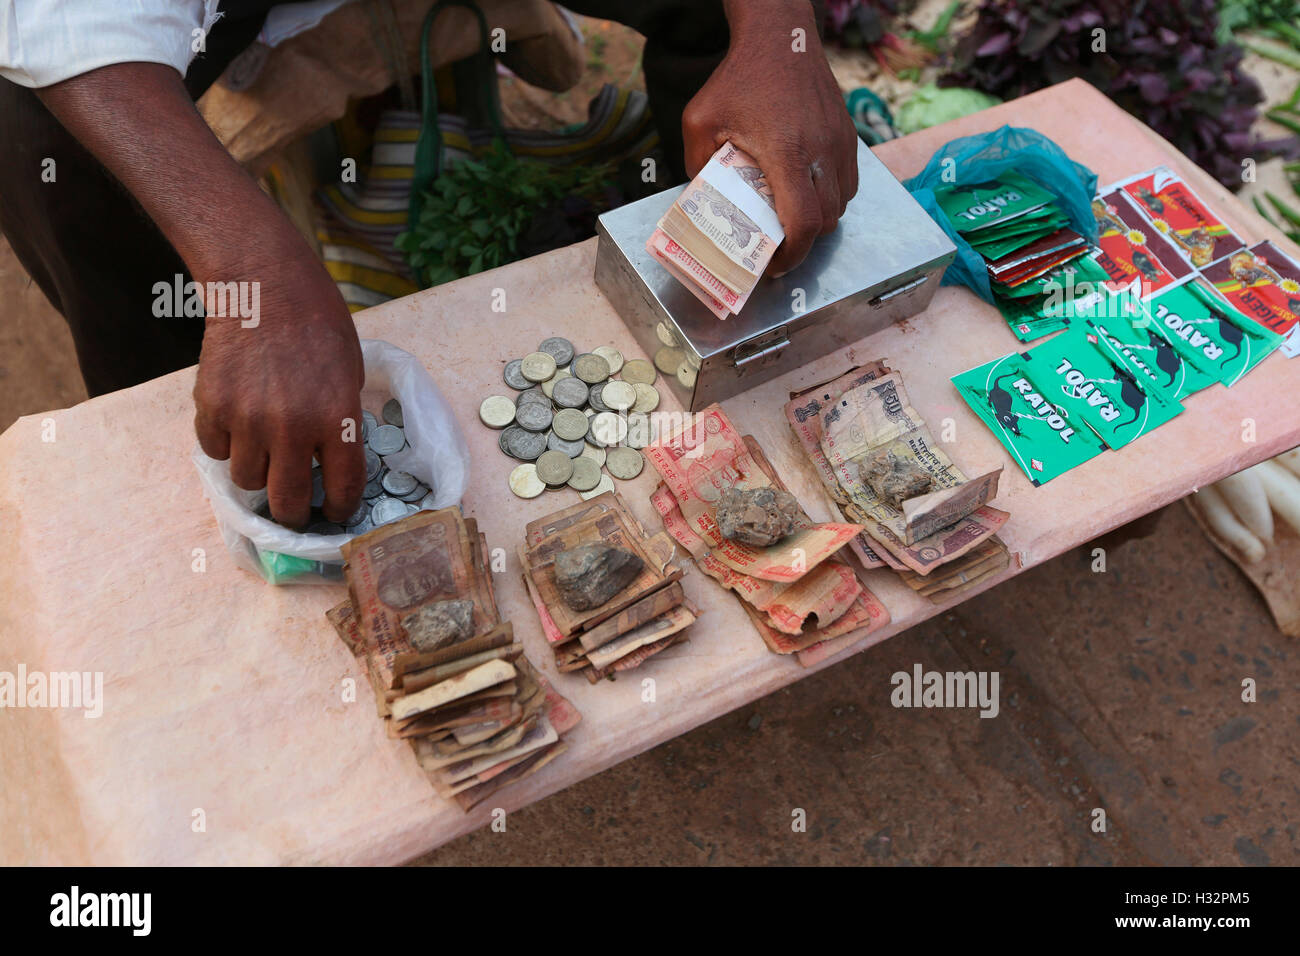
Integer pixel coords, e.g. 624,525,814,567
2,11,1296,867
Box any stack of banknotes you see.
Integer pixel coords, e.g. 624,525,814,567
784,362,1012,600
645,405,891,667
647,142,784,319
520,491,698,682
325,508,580,811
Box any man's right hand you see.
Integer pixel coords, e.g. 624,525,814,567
193,244,366,529
36,63,366,527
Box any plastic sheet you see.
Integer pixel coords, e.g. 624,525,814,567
192,338,470,584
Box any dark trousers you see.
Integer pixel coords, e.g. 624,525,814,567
0,1,727,396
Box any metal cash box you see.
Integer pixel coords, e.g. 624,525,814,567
594,139,956,410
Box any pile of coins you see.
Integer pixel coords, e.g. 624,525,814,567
481,337,661,500
257,397,435,536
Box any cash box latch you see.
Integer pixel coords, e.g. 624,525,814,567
732,326,790,369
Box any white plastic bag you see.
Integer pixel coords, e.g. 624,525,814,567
192,339,470,584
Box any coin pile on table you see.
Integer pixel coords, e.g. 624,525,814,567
326,507,581,811
481,337,661,501
257,397,436,536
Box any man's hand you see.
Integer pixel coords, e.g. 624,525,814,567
682,0,858,276
38,63,365,527
193,243,366,529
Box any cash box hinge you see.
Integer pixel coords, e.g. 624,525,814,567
732,326,790,369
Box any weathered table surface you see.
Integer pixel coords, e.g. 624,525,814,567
3,79,1297,864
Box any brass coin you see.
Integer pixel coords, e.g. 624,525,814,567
508,463,545,499
631,382,660,413
540,367,571,398
654,346,686,375
521,351,557,383
580,443,606,468
589,411,627,447
478,395,516,429
621,358,656,385
677,363,698,388
625,413,653,449
572,352,611,384
566,457,602,492
655,321,679,348
535,450,574,486
592,345,624,375
606,446,644,481
601,380,636,412
580,473,616,501
552,407,590,442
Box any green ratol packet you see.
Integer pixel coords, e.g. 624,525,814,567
936,172,1056,235
1147,279,1285,387
1074,290,1215,402
1021,324,1182,449
953,352,1107,485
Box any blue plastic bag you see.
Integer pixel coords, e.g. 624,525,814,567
903,126,1099,303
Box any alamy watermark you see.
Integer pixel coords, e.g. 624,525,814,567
0,665,103,718
152,274,260,327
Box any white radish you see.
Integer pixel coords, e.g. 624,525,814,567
1255,461,1300,538
1275,447,1300,479
1215,469,1274,544
1193,485,1265,563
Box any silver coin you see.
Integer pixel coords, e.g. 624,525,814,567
547,431,586,458
371,497,409,525
344,500,371,527
515,401,553,432
346,515,374,535
405,502,420,516
589,411,627,447
382,470,418,496
363,476,384,499
538,336,575,368
419,492,438,511
552,376,590,409
364,448,382,481
515,386,549,407
382,398,404,427
361,409,377,441
606,446,645,480
587,380,611,413
368,424,405,455
500,425,525,458
503,359,530,390
400,481,429,503
506,428,547,461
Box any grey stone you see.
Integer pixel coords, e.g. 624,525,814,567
554,544,643,610
715,486,799,547
401,599,475,651
860,450,933,509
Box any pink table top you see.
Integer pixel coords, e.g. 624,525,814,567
2,79,1297,864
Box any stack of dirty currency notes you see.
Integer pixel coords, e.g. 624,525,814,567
645,405,891,666
784,361,1012,601
325,507,580,811
519,491,698,682
646,141,783,319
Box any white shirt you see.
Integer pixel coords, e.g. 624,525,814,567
0,0,351,88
